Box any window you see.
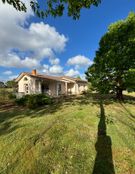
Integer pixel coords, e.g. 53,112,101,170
24,77,28,81
24,84,29,94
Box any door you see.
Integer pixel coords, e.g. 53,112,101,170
41,83,49,94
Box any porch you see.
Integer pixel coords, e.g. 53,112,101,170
35,79,76,96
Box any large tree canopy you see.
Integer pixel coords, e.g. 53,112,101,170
1,0,101,19
86,13,135,100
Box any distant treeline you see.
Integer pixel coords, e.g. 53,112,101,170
0,80,16,88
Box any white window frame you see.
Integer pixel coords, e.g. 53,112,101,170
24,83,29,94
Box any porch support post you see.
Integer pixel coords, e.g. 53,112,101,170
56,82,58,96
39,81,41,93
75,83,79,95
65,82,68,95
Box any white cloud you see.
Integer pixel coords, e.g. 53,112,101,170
3,70,12,75
42,64,49,74
0,2,68,69
67,55,93,69
42,64,63,75
49,65,63,75
0,54,40,68
65,69,80,77
49,58,60,65
43,64,49,69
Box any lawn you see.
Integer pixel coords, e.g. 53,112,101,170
0,93,135,174
0,88,13,105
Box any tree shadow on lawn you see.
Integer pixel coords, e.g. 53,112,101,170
92,100,115,174
0,107,29,136
0,93,135,137
122,94,135,104
120,102,135,119
0,121,20,136
84,92,135,105
78,93,114,106
0,101,65,136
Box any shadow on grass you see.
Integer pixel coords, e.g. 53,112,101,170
0,92,135,136
0,109,26,136
120,103,135,119
0,98,60,136
92,100,115,174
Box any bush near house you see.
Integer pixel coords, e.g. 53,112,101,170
8,93,16,100
15,94,52,109
15,95,29,106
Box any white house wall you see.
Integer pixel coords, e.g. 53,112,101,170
49,81,57,96
78,82,88,94
18,75,39,94
67,83,76,94
18,75,88,96
61,82,66,95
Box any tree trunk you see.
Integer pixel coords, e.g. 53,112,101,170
116,89,123,100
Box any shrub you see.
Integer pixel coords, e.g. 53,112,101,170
15,96,28,106
0,89,9,101
8,93,16,99
27,94,52,109
15,94,52,109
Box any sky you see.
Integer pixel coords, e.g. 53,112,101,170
0,0,135,81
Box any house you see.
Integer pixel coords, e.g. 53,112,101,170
15,69,88,97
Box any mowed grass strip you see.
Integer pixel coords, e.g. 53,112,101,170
0,94,135,174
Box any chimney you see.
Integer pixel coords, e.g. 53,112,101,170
32,69,37,75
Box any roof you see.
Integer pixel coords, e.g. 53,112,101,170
15,72,87,83
62,76,87,83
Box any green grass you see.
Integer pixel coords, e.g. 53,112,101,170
0,88,13,104
0,93,135,174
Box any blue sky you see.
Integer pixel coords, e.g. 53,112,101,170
0,0,135,81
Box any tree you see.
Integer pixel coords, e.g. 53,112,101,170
5,80,17,88
0,81,5,88
77,75,81,79
1,0,101,19
86,13,135,100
